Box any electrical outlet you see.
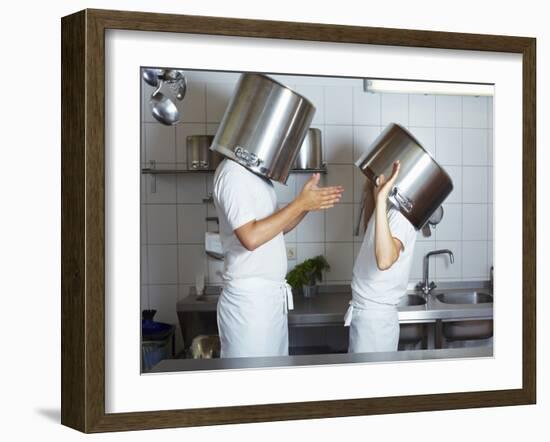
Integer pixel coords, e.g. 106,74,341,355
286,246,296,260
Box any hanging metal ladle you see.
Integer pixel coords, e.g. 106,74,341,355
150,79,180,125
142,68,162,87
143,69,187,126
421,205,444,237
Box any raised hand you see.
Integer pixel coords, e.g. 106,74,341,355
297,173,344,211
374,160,400,203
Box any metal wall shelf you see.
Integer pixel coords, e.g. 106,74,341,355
141,168,213,174
142,162,328,193
141,165,328,175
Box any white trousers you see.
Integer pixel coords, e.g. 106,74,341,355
217,279,293,358
344,297,400,353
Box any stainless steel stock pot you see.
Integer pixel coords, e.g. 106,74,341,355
210,73,316,184
293,128,323,170
355,123,453,230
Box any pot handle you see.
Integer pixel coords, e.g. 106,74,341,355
234,146,263,168
391,187,413,213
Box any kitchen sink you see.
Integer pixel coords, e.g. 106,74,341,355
399,323,426,345
398,294,427,307
442,320,493,341
398,296,428,345
436,291,492,305
436,291,493,341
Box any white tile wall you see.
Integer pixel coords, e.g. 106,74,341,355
177,174,207,204
297,243,325,264
147,205,177,244
462,129,488,165
462,204,488,241
488,129,494,166
143,175,177,204
487,167,493,202
353,88,380,125
326,204,354,242
141,246,148,285
434,204,462,241
148,245,178,284
463,167,488,203
462,241,488,279
325,243,354,281
326,165,354,203
324,125,353,164
178,245,207,284
436,128,462,165
435,96,462,127
409,94,436,127
324,86,353,124
177,205,206,244
296,211,325,243
463,96,488,128
141,70,494,317
145,123,176,164
381,93,408,126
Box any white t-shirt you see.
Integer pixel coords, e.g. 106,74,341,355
351,206,417,306
212,159,287,283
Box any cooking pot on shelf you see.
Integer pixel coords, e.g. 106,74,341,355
210,73,316,184
186,135,223,170
355,123,453,230
293,128,323,170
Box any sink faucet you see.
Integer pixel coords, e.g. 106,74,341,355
416,249,454,295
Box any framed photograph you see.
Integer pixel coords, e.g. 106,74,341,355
61,8,536,433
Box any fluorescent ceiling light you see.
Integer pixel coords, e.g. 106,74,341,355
364,79,494,96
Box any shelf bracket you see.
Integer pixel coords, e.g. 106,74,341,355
148,160,157,193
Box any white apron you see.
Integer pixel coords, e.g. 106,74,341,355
344,294,400,353
217,278,294,358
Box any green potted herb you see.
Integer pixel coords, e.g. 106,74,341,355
286,255,330,298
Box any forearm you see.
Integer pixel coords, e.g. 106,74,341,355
236,199,306,251
283,210,308,234
374,199,399,270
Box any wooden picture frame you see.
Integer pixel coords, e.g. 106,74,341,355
61,8,536,433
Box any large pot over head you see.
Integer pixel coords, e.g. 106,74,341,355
209,73,316,184
355,123,453,230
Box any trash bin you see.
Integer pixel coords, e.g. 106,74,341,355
141,310,176,372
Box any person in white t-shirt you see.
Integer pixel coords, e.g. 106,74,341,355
213,158,344,358
345,160,417,353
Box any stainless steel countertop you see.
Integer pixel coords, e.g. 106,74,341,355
148,346,493,373
176,281,493,325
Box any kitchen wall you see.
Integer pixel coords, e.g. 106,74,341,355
140,70,494,349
